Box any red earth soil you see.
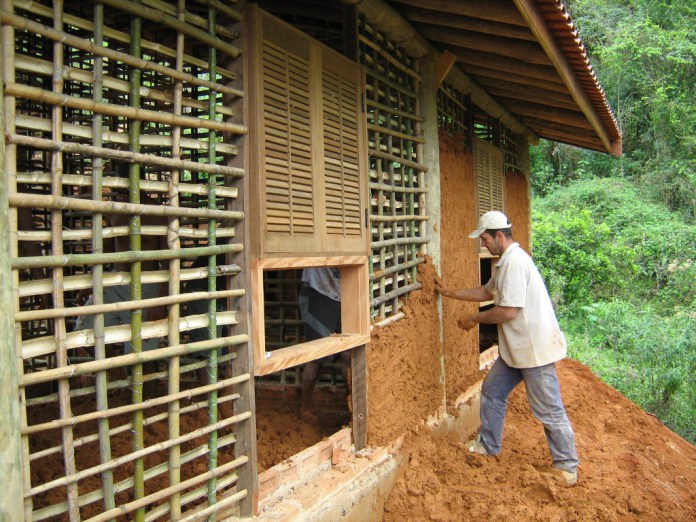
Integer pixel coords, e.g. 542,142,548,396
382,357,696,522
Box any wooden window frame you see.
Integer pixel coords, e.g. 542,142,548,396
251,256,370,376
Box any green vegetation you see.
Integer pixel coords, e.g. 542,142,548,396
530,1,695,442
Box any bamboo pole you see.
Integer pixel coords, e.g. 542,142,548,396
15,173,239,199
91,4,117,515
17,224,237,242
21,334,249,387
126,14,147,519
142,0,238,39
0,12,244,97
205,7,221,514
50,4,81,518
192,0,242,22
26,411,252,499
168,3,184,516
3,83,247,135
178,490,248,522
0,45,24,522
6,133,245,177
371,282,422,308
97,0,241,58
370,236,428,249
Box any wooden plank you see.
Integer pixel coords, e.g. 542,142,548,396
351,345,368,450
253,256,367,270
434,50,457,90
255,333,371,376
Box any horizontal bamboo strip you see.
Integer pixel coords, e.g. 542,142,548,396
5,83,246,136
15,288,244,322
367,122,425,145
7,134,245,178
192,0,243,22
178,490,248,522
373,311,405,328
22,309,238,359
371,282,422,308
369,181,427,194
368,149,428,173
16,172,239,199
32,433,237,521
29,391,238,463
20,334,248,386
18,265,238,298
13,57,236,118
371,236,428,249
26,410,252,498
14,113,237,152
26,352,237,408
88,456,246,522
369,214,428,223
11,0,236,81
144,473,237,522
365,98,424,123
17,225,236,243
98,0,240,57
14,243,241,272
372,257,425,280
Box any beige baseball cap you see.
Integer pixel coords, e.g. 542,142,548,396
468,211,511,239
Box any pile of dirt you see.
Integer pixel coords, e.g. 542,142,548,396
383,358,696,521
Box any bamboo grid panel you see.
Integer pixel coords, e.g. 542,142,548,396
502,126,524,174
358,18,427,322
437,82,471,148
2,0,252,520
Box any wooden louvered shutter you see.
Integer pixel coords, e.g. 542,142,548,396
474,137,505,216
249,6,368,258
321,49,366,253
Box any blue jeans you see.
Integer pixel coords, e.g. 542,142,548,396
480,357,579,473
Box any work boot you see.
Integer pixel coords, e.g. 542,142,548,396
465,434,489,455
547,466,578,487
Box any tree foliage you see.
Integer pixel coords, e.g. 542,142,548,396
531,0,695,217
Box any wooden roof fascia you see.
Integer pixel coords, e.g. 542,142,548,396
513,0,622,156
341,0,538,142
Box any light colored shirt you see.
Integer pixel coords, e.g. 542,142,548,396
485,243,566,368
302,267,341,302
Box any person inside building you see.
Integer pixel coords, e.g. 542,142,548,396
297,266,350,420
435,210,579,487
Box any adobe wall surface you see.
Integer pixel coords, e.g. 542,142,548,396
366,259,444,447
438,131,483,407
505,170,531,253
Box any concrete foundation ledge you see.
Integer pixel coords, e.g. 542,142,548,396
253,446,406,522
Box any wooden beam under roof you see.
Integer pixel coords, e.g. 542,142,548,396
451,49,562,84
390,0,527,27
498,98,594,129
476,79,578,111
398,6,537,42
418,24,552,65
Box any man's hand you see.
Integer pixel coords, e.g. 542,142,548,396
457,315,478,331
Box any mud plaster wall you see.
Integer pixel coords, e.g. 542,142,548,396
505,170,531,253
366,259,444,447
438,131,482,406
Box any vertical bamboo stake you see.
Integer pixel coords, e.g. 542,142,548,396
1,1,33,517
167,0,186,518
93,3,117,516
51,3,81,519
128,4,147,520
206,6,220,515
0,55,25,522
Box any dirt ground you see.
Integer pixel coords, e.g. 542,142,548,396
382,357,696,522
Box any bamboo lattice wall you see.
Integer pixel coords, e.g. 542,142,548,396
358,17,427,323
2,0,254,519
437,82,471,148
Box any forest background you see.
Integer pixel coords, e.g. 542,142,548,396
530,0,695,442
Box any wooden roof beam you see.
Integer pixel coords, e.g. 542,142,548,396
513,0,621,156
451,49,562,84
390,0,528,27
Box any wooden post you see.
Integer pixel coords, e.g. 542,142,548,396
420,48,448,413
0,72,24,522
